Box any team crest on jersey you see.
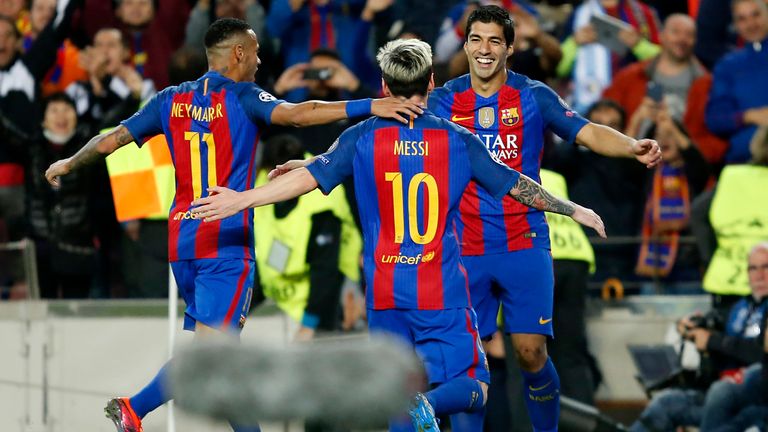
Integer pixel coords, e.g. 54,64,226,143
478,107,495,128
501,107,520,126
259,91,277,102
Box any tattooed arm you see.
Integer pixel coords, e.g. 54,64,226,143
45,125,136,187
270,98,423,127
508,173,607,238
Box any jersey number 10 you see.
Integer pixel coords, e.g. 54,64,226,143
185,131,217,200
384,172,439,245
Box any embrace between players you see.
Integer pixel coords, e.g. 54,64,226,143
46,6,660,432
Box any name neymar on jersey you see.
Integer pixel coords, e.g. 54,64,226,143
171,102,225,122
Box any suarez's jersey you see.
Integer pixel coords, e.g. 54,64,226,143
429,72,588,256
306,110,520,310
121,71,284,262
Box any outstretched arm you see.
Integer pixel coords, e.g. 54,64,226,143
191,167,319,222
45,125,135,187
508,174,606,238
575,122,662,168
270,98,423,127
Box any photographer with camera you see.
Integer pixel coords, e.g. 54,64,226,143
629,242,768,432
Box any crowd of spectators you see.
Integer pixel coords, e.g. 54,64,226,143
0,0,765,300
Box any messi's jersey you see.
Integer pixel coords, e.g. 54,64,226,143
429,72,588,255
121,71,284,262
306,111,520,310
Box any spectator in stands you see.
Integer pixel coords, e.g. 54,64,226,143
634,107,710,282
0,0,80,241
271,48,377,154
557,0,662,113
549,100,646,281
629,242,768,432
604,14,704,124
0,0,27,30
705,0,768,164
436,0,562,82
65,28,155,129
22,0,87,96
266,0,393,101
253,134,362,343
1,93,109,299
694,0,737,70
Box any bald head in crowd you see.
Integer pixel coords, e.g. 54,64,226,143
660,14,696,63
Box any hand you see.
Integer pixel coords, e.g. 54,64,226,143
656,109,690,150
117,65,144,99
190,186,247,222
512,6,540,40
632,138,662,168
618,27,641,48
571,204,607,238
45,158,72,188
274,63,309,96
743,106,768,127
574,24,597,45
268,158,314,180
324,61,360,92
82,46,108,80
676,314,698,335
294,325,316,342
371,97,424,124
362,0,393,20
686,328,711,351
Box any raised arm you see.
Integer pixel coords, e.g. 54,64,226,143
575,122,662,168
190,167,318,222
270,98,423,127
508,173,606,238
45,125,135,187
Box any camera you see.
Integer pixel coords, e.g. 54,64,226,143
686,311,724,331
303,68,333,81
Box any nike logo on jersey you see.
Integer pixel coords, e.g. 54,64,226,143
539,317,552,325
529,381,552,392
451,114,474,122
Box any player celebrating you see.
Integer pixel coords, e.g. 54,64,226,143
427,5,661,431
190,38,606,432
44,18,422,432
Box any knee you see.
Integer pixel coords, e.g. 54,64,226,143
514,341,547,372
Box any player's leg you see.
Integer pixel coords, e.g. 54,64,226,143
105,261,196,432
367,309,423,432
500,249,559,432
410,308,488,431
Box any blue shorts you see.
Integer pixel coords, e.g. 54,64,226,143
368,308,490,385
171,259,255,332
462,248,554,339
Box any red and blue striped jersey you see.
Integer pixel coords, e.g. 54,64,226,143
306,111,520,310
121,71,284,262
429,72,588,255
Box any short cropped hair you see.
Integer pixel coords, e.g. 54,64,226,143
44,92,77,112
376,39,433,98
466,5,515,46
204,18,252,49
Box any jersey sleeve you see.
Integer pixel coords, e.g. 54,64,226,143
463,131,520,200
427,87,452,119
306,125,361,195
120,89,166,146
238,84,285,125
530,81,588,144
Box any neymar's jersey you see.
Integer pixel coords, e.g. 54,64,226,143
122,71,284,262
306,110,521,310
429,72,588,256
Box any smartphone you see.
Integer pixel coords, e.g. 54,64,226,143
303,68,333,81
647,82,664,103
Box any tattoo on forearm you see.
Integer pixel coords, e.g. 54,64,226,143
510,176,575,216
68,135,106,171
115,126,134,146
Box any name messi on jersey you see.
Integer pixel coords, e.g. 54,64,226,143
171,102,224,122
476,133,519,160
394,140,429,156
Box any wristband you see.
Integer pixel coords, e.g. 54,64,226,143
345,98,372,118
